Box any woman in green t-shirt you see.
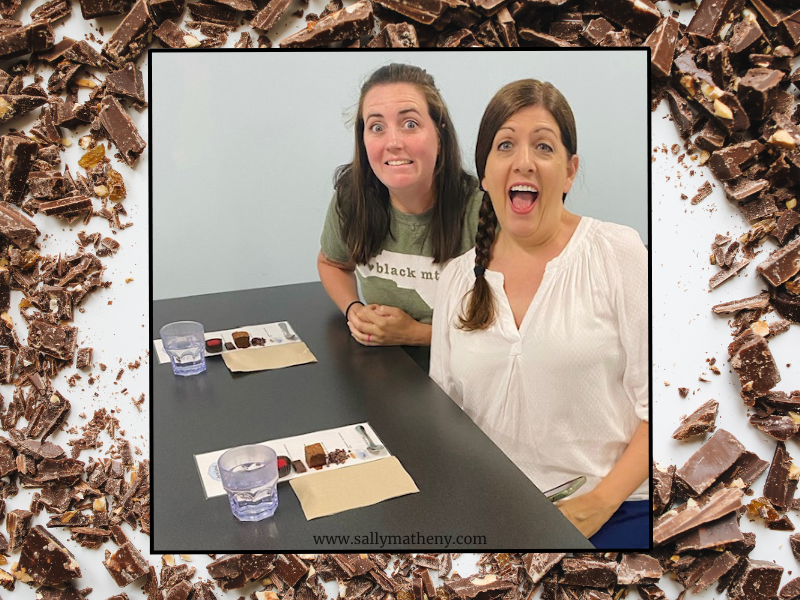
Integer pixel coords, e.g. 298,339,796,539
318,63,480,367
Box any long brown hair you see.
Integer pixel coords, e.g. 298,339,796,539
334,63,477,264
459,79,578,331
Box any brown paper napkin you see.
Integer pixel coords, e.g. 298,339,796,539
221,342,317,372
289,456,419,520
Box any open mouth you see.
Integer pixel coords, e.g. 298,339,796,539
508,184,539,213
386,159,413,166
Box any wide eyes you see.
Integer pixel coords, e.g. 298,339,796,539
367,120,418,134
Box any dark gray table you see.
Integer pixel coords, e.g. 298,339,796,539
152,282,593,551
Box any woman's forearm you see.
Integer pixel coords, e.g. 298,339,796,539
317,251,359,315
593,420,649,509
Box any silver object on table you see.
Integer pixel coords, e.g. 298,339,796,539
356,425,384,454
279,322,298,340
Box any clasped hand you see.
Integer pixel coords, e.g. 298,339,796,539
555,488,618,539
347,303,416,346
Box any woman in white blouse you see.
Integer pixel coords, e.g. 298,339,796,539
430,79,649,548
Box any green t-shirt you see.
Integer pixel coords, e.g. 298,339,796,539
320,189,483,324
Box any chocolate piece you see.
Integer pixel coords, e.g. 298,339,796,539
18,439,66,460
0,347,14,384
674,512,744,551
6,508,33,552
291,459,306,474
676,429,745,496
0,201,39,248
384,22,418,47
445,575,514,597
709,258,750,289
102,0,156,67
729,558,783,600
644,16,679,79
231,330,250,349
28,319,78,360
98,96,146,166
0,19,54,61
750,414,799,441
559,557,618,587
187,1,235,24
665,88,694,139
274,554,308,587
691,551,739,593
518,28,577,47
776,210,800,246
653,463,674,514
38,196,93,217
728,330,780,399
617,554,662,585
722,178,768,203
757,236,800,286
672,399,718,439
586,0,660,37
28,390,70,440
774,288,800,323
768,514,795,530
251,0,292,31
695,120,726,152
276,455,290,478
63,40,106,67
582,18,615,46
280,0,373,47
250,337,265,346
1,135,37,205
781,577,800,600
764,441,797,510
76,346,92,368
224,341,234,351
80,0,131,18
14,525,81,585
28,171,66,199
738,68,783,121
495,8,517,47
103,541,149,587
686,0,745,38
777,10,800,51
708,140,765,181
729,18,767,55
712,292,770,314
653,487,743,545
690,181,712,205
205,338,222,353
304,443,326,468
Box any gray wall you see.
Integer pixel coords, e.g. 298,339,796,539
153,51,648,300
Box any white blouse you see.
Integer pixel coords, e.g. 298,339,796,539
430,217,649,501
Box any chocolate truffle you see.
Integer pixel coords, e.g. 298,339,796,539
205,338,222,353
276,456,291,477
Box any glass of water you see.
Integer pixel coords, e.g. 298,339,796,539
159,321,206,376
218,444,279,521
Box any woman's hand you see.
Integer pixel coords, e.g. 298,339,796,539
555,488,618,539
347,304,431,346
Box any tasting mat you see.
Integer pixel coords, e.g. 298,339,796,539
290,456,419,520
194,422,390,499
153,321,317,371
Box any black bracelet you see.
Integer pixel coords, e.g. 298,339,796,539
345,300,364,321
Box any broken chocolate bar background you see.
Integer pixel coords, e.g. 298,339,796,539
0,3,149,599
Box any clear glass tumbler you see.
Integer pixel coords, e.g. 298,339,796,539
160,321,206,376
218,444,279,521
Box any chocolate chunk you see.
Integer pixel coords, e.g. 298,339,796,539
76,347,92,368
582,18,615,46
521,553,565,584
644,16,679,79
781,577,800,600
384,22,418,47
690,180,713,205
280,0,373,47
251,0,292,32
776,210,800,246
665,88,694,139
103,541,149,587
617,554,662,585
709,258,750,289
187,1,235,24
708,140,765,181
722,178,768,203
729,558,783,600
1,135,39,206
764,441,797,510
691,551,739,593
518,28,577,47
712,292,770,314
586,0,660,36
728,330,780,400
13,525,81,585
0,19,54,61
686,0,745,38
102,0,156,67
674,512,744,551
445,575,514,597
768,514,795,530
738,68,783,121
672,398,718,439
653,487,743,545
28,171,66,200
750,414,799,441
0,201,39,248
774,288,800,323
28,319,78,361
695,120,726,152
559,557,618,587
39,196,93,217
676,429,746,496
208,0,254,9
757,236,800,286
80,0,131,18
98,96,146,166
274,555,308,587
776,10,800,50
371,0,444,25
6,508,33,552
